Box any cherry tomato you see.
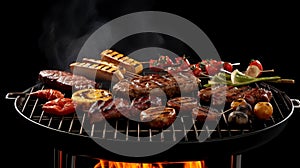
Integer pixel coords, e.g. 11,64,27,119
191,64,202,77
248,59,263,77
42,98,76,116
249,59,263,71
223,62,233,72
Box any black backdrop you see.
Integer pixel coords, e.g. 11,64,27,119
3,1,299,168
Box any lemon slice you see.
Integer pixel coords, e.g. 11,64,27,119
72,88,112,112
230,69,239,84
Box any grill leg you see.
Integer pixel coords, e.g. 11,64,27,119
53,148,76,168
231,154,242,168
206,154,242,168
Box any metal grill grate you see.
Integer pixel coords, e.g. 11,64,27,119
13,82,293,143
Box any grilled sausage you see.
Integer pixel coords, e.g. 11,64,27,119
100,49,143,74
38,70,100,92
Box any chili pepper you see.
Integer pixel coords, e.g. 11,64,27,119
42,98,76,116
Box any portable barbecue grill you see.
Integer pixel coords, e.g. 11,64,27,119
6,81,300,168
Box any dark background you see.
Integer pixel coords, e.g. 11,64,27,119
3,0,299,167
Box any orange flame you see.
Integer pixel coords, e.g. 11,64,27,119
94,160,205,168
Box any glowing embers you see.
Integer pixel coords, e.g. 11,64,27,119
94,159,206,168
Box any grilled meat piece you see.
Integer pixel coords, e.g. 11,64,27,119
88,98,131,124
112,72,200,99
192,106,221,122
167,96,199,113
100,49,143,74
69,61,124,82
88,96,162,124
140,106,177,129
131,96,163,111
198,85,272,106
38,70,100,92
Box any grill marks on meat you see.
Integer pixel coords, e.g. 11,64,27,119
38,70,100,92
112,72,200,99
88,98,129,124
88,96,163,124
198,85,273,106
192,106,221,122
167,96,199,113
140,106,176,129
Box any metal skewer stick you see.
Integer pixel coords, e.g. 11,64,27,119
220,108,233,115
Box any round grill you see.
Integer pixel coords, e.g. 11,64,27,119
6,82,299,162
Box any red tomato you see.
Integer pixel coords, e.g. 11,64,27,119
248,59,263,77
42,98,76,116
249,59,263,71
191,64,202,77
223,62,233,72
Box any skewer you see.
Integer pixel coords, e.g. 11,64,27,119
220,108,233,115
125,71,142,78
231,63,240,66
261,69,274,73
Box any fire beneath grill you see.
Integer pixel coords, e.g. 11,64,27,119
93,159,205,168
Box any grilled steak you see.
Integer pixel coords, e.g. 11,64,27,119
140,106,177,129
38,70,101,92
167,96,199,113
198,85,272,106
88,98,130,124
88,96,163,124
192,106,221,122
112,72,200,99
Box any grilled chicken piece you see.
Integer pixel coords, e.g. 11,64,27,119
100,49,143,74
